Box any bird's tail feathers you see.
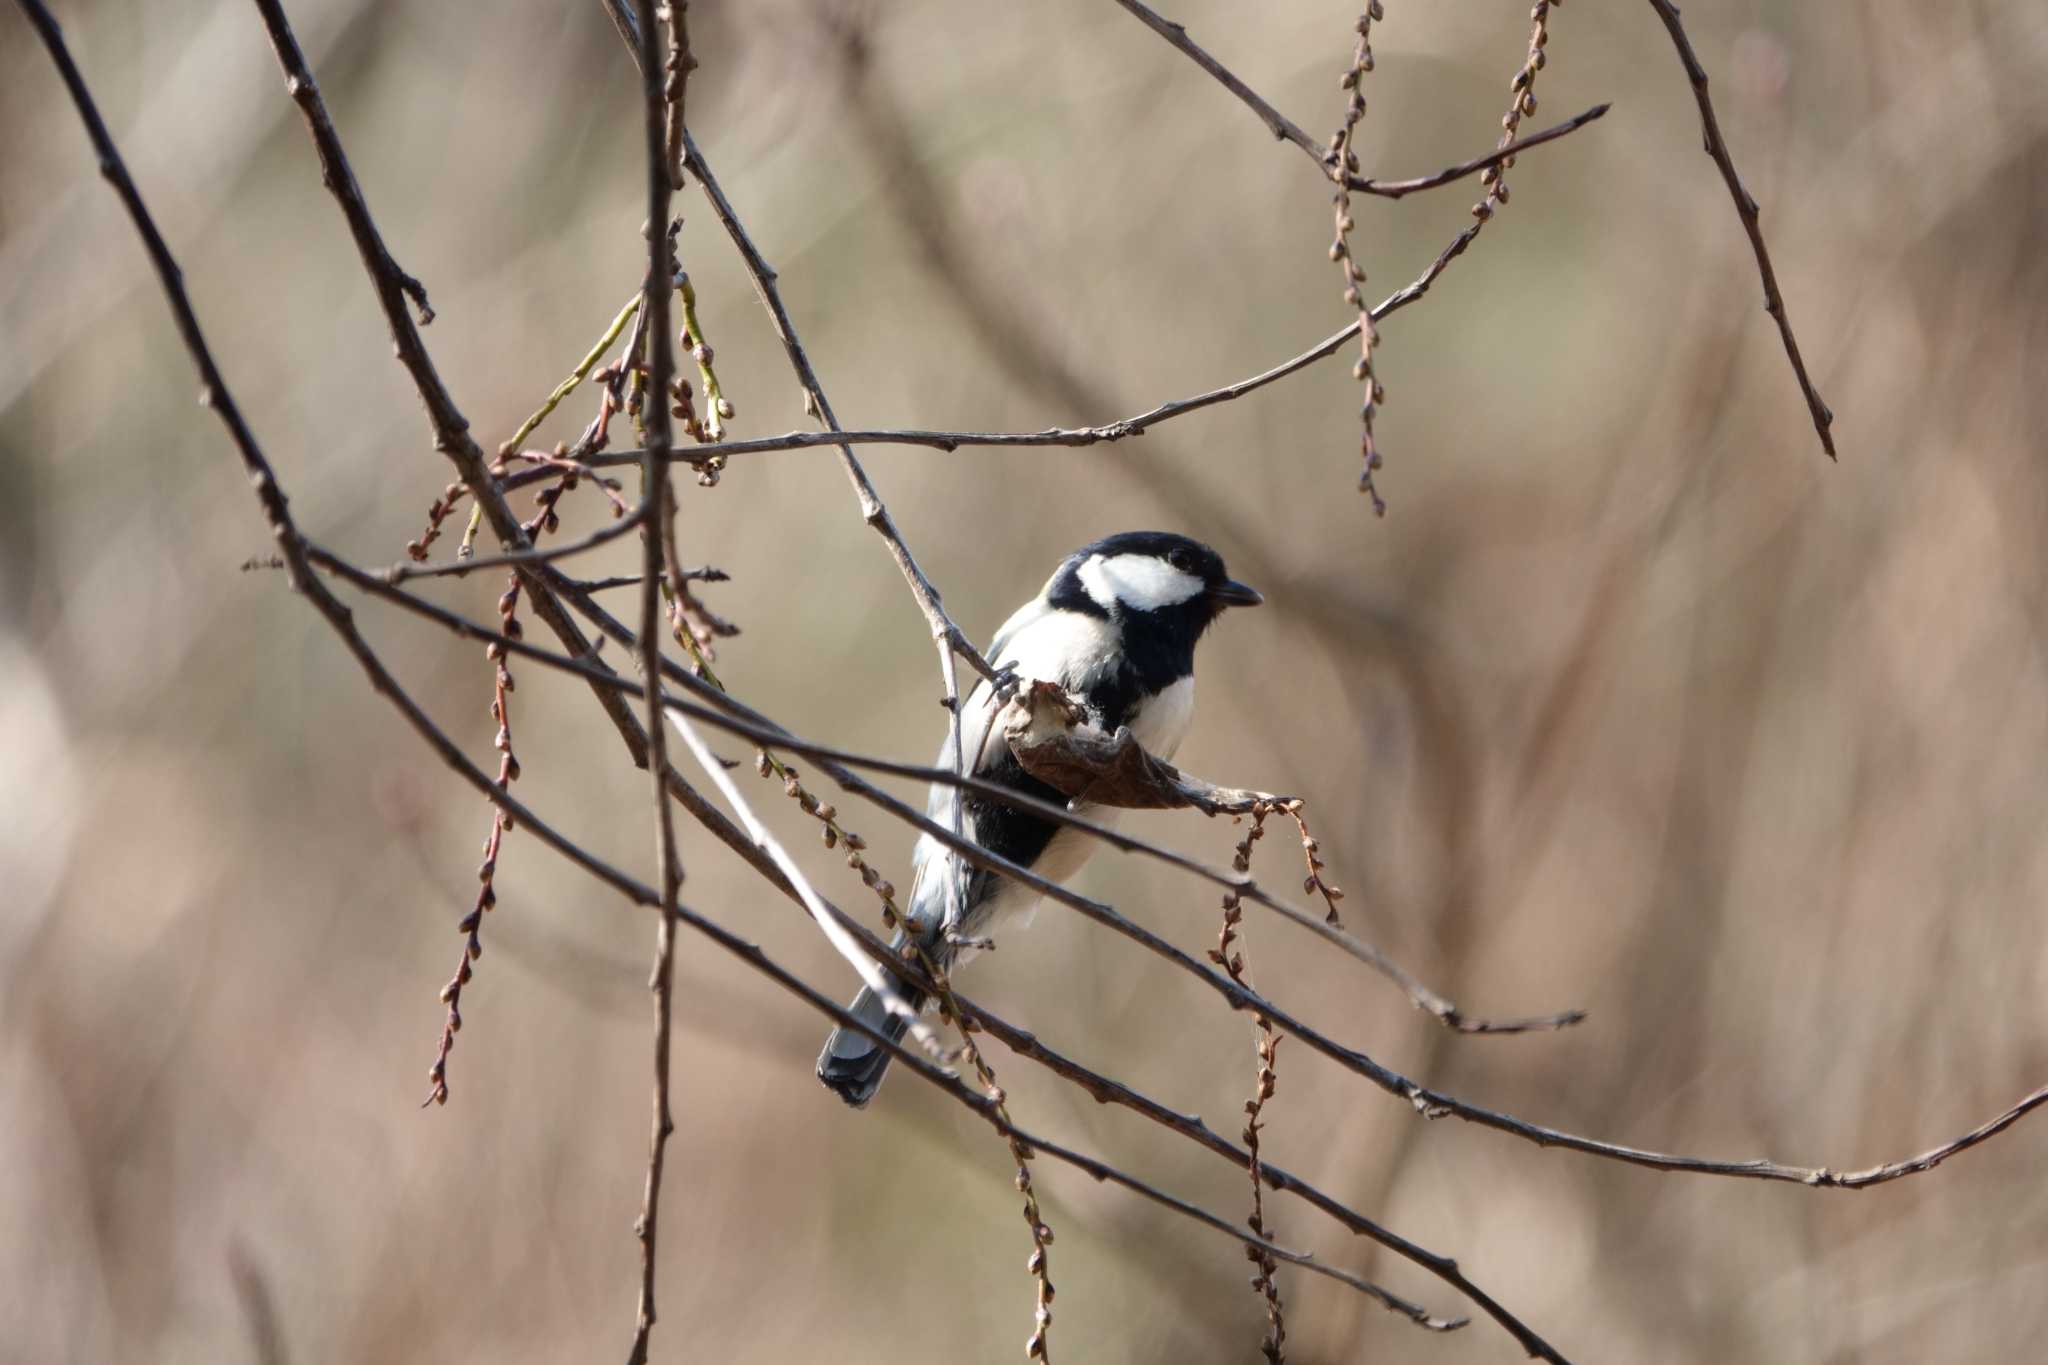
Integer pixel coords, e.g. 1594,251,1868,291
816,980,926,1108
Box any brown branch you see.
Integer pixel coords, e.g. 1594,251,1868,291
1109,0,1605,199
422,588,1949,1198
1644,0,1836,458
567,223,1507,469
276,546,2048,1355
1351,103,1610,198
247,19,780,1048
1110,0,1322,158
643,885,1466,1333
420,575,527,1107
600,0,1004,691
1329,4,1389,510
676,127,1004,688
297,535,1555,1347
662,1,695,190
18,0,679,920
330,555,1583,1038
248,0,651,800
379,509,645,584
627,1,683,1360
1216,812,1288,1363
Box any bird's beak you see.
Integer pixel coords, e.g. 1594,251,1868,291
1210,578,1264,608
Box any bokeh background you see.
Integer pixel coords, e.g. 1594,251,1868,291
5,2,2046,1361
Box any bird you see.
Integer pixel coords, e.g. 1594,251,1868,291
817,531,1262,1106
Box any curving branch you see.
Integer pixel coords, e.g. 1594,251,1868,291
296,550,2046,1202
294,537,1572,1356
1108,0,1607,200
1644,0,1836,459
248,0,653,797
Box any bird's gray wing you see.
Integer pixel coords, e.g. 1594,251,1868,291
904,637,1017,936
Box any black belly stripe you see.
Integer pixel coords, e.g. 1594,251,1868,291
962,749,1068,885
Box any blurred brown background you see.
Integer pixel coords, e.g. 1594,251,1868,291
5,2,2046,1361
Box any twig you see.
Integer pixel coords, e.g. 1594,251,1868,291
250,0,652,793
420,576,526,1107
1475,1,1563,219
1215,810,1287,1363
667,588,1047,1357
503,294,642,458
379,510,645,585
499,448,630,503
1279,804,1346,928
19,0,676,920
675,273,732,447
626,3,684,1360
277,551,2047,1359
1328,4,1389,511
1109,0,1323,159
599,0,1002,688
638,889,1466,1332
568,567,730,594
664,709,945,1061
1351,103,1610,198
663,0,695,190
676,127,1004,688
570,213,1508,467
1643,0,1835,458
331,564,1581,1037
1109,0,1605,198
936,634,1058,1360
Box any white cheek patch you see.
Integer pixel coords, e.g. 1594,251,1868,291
1076,553,1204,613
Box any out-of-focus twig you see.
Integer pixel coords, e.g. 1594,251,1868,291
1643,0,1835,459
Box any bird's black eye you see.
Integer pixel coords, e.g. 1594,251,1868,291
1167,548,1194,573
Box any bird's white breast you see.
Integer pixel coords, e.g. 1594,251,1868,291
1126,674,1195,761
996,605,1120,690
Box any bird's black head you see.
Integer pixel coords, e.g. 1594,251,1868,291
1047,530,1261,650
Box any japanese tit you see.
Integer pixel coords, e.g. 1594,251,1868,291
817,531,1262,1106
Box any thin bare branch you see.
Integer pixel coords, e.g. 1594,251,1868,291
327,541,1585,1038
1110,0,1605,200
1351,102,1611,198
287,545,2045,1354
644,890,1465,1334
677,128,1004,688
568,232,1511,472
1109,0,1323,158
665,709,944,1061
249,0,651,784
626,1,683,1359
1644,0,1836,458
380,509,645,584
427,578,2042,1195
